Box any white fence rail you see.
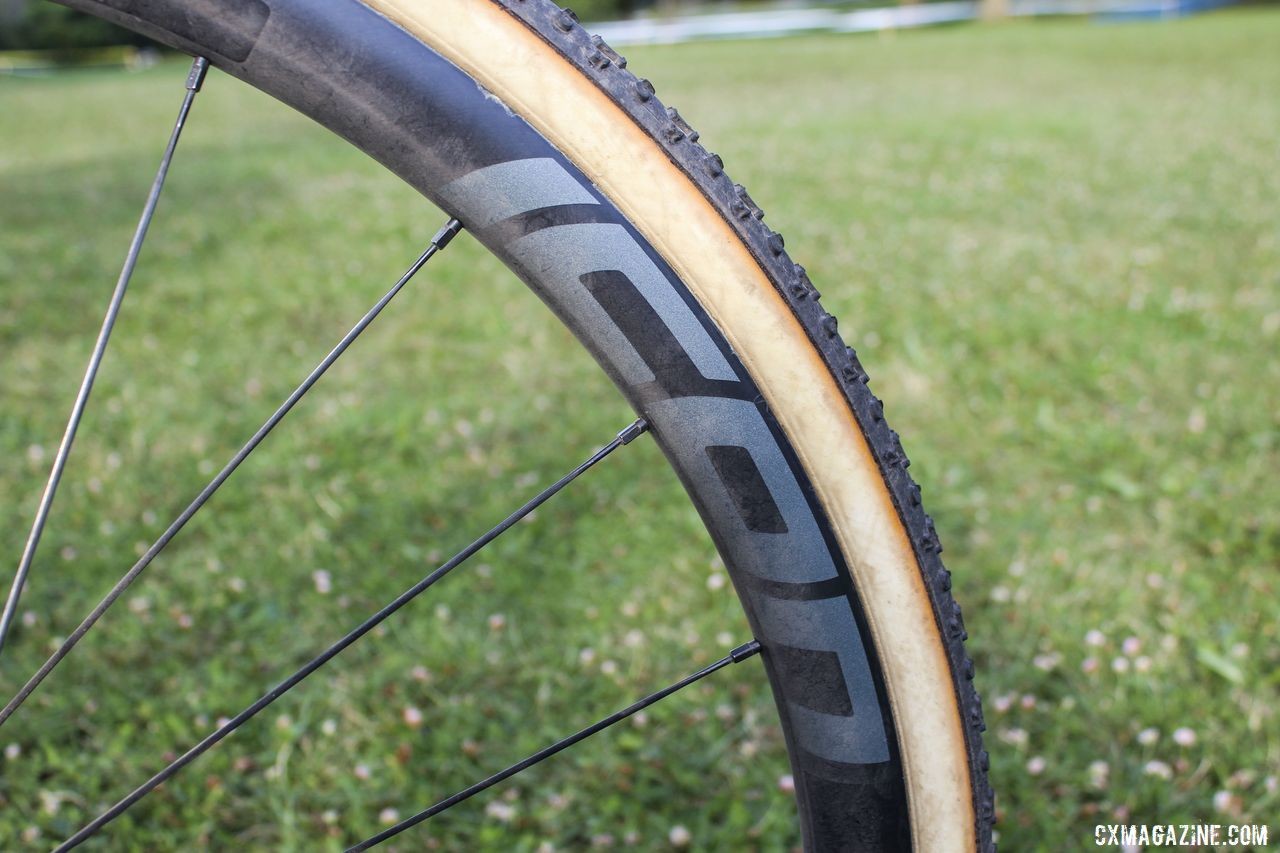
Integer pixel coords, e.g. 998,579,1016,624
589,0,1228,45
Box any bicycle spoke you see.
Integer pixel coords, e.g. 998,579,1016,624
349,639,763,851
0,218,465,729
0,57,210,657
52,418,648,851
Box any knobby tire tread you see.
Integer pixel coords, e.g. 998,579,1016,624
489,2,996,845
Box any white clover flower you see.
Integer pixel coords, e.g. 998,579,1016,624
1032,652,1060,672
1172,727,1196,747
378,807,399,825
1143,760,1172,780
312,570,332,594
1085,629,1106,647
999,727,1028,747
778,774,796,794
38,788,65,814
668,825,692,847
403,706,424,728
1229,769,1255,788
1137,727,1159,746
1121,636,1141,656
1088,760,1109,789
485,801,516,822
1026,756,1046,776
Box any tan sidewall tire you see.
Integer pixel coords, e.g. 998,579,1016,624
358,1,979,848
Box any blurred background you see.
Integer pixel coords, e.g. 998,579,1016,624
1,0,1277,849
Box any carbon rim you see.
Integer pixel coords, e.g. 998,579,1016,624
5,0,993,848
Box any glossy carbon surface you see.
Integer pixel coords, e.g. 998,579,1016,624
55,0,993,847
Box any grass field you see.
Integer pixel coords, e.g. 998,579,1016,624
1,9,1278,850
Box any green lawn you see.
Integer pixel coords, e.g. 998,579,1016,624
1,9,1278,850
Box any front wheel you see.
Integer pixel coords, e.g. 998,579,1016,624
41,0,995,847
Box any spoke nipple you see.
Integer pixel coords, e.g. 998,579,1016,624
187,56,210,92
617,418,649,445
432,218,465,251
730,639,762,663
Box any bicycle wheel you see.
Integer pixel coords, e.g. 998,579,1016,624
29,0,994,848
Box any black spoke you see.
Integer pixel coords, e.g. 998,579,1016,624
0,218,465,729
0,57,210,656
52,417,648,852
349,639,764,852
